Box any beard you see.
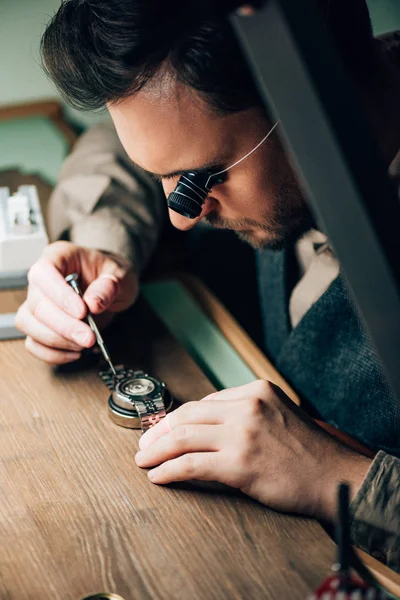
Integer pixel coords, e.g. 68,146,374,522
205,188,315,251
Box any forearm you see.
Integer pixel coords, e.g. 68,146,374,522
48,122,166,272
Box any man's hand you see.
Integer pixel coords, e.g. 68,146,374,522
135,380,372,521
16,241,138,364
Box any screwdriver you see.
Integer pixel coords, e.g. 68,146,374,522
65,273,117,377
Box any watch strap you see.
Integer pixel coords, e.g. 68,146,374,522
135,397,167,431
99,365,136,390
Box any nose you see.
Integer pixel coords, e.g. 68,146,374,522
168,196,217,231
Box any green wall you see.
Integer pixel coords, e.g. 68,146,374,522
0,0,399,119
367,0,400,35
0,0,106,128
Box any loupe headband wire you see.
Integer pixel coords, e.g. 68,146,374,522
205,120,280,188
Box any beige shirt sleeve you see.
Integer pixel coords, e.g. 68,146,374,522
350,451,400,573
48,122,166,272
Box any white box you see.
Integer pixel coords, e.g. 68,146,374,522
0,185,49,273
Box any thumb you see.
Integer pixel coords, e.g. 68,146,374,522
83,272,121,314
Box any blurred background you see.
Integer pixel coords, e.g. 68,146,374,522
2,0,400,110
1,0,400,184
0,0,108,130
1,0,400,345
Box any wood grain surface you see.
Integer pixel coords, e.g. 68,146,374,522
0,296,336,600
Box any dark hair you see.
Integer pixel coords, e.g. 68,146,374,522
41,0,374,114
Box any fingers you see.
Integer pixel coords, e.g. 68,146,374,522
83,253,138,315
16,301,83,352
204,379,273,402
26,287,95,348
19,241,140,366
28,256,86,320
146,452,224,485
28,242,131,318
139,400,227,450
136,424,222,468
25,336,81,364
83,274,120,314
28,242,135,318
139,414,172,450
139,382,275,452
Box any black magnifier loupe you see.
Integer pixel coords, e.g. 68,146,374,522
167,171,224,219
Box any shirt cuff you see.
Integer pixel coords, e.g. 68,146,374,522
350,450,400,572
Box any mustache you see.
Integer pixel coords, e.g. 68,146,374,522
204,213,261,230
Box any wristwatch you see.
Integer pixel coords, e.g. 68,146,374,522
99,366,173,432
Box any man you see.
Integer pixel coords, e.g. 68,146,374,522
16,0,400,570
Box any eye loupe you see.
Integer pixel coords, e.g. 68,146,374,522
166,122,279,219
167,171,224,219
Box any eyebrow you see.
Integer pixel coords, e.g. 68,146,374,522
136,160,225,182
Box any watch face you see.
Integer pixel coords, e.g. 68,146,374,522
110,371,166,415
121,377,155,397
118,375,162,401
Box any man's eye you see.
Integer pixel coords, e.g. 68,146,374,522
210,171,227,186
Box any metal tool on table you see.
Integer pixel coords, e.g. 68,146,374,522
65,272,117,376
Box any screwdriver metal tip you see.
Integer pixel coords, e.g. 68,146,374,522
109,362,117,377
65,273,118,377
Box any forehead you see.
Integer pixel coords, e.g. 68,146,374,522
108,79,262,174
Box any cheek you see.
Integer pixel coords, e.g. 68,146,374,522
215,171,268,216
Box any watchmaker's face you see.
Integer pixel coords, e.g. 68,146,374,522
108,77,314,250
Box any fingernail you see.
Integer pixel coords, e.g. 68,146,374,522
85,293,106,310
65,294,83,317
71,329,92,347
148,469,157,481
135,451,144,464
94,295,106,309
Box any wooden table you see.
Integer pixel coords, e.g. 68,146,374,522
0,290,337,600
